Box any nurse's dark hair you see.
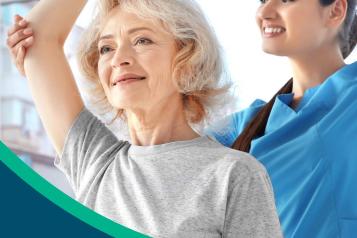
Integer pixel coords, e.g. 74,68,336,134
232,0,357,152
323,0,357,58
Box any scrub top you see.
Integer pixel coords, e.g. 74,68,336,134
208,62,357,238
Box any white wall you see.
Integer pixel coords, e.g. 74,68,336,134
196,1,357,109
76,0,357,111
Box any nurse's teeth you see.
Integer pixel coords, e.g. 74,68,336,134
264,27,285,34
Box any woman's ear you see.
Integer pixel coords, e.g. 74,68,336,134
326,0,348,28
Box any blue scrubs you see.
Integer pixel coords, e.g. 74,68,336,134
208,62,357,237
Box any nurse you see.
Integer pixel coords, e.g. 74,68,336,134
211,0,357,237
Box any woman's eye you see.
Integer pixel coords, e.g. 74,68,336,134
135,38,153,46
99,46,113,55
259,0,294,4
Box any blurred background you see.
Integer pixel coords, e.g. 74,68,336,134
1,0,356,196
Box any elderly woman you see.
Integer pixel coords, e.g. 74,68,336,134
6,0,282,237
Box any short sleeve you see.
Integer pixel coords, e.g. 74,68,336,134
223,171,283,238
206,99,266,147
54,107,127,194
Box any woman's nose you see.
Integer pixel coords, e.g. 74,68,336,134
111,46,134,68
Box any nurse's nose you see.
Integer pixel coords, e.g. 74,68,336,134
256,0,279,21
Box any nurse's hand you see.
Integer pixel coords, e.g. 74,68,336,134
6,14,34,76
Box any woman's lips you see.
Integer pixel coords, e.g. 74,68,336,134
112,74,146,86
112,77,146,86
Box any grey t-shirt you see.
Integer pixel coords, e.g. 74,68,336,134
55,108,282,238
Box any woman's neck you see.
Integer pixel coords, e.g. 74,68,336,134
288,46,345,107
126,99,199,146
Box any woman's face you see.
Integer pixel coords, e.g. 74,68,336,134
256,0,333,57
97,7,180,111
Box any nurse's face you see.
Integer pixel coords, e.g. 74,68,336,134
256,0,333,57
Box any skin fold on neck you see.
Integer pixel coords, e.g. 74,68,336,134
289,43,346,108
126,96,200,146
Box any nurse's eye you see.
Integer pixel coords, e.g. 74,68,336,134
259,0,268,4
99,46,113,55
134,37,153,46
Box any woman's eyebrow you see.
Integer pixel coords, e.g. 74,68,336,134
127,27,155,34
99,27,155,42
98,34,114,42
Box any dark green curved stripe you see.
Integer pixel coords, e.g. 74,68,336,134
0,141,150,238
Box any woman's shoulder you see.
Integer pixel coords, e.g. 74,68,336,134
227,99,266,128
204,137,267,176
322,61,357,98
206,99,266,147
59,106,128,161
203,139,271,199
316,62,357,118
339,61,357,81
234,99,266,122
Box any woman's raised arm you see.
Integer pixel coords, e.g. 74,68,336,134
24,0,87,154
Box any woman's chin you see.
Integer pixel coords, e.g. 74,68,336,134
108,95,139,108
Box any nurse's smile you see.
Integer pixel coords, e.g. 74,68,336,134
262,26,286,38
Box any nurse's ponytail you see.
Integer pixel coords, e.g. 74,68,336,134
336,0,357,58
342,10,357,58
232,79,292,152
232,0,356,153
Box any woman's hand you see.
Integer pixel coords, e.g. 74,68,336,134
6,15,34,76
